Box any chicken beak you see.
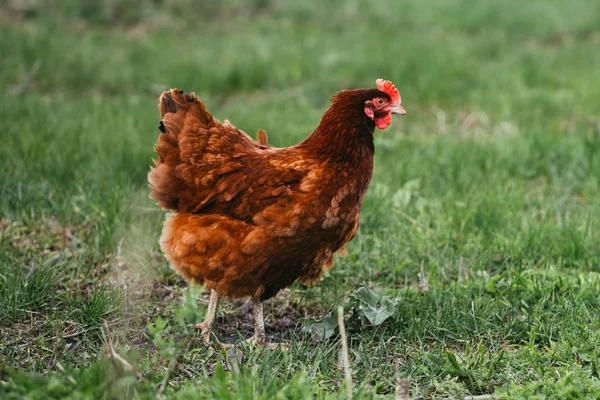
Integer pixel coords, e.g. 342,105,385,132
390,104,407,115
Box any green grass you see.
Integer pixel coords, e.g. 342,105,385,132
1,0,600,398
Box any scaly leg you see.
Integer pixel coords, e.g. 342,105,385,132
195,289,219,344
243,297,283,349
252,297,267,342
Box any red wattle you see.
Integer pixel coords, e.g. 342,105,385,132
375,114,392,129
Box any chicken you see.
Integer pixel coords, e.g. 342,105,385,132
148,79,406,345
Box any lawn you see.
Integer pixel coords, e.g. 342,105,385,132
1,0,600,398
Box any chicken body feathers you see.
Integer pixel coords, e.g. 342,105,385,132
149,89,374,300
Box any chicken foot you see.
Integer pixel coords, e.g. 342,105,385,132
243,297,284,349
195,289,220,344
196,292,283,349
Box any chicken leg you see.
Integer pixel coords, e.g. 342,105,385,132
195,289,219,344
196,292,281,348
243,297,283,349
251,297,266,342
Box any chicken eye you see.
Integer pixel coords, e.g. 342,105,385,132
376,98,385,106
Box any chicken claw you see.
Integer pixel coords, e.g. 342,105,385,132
195,289,220,344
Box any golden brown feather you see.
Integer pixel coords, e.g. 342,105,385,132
149,84,404,302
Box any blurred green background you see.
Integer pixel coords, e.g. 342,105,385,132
1,0,600,398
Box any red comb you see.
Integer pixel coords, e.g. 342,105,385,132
376,78,401,104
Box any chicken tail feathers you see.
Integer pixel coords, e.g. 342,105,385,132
158,89,214,135
149,89,216,211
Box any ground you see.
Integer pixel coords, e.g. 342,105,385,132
1,0,600,398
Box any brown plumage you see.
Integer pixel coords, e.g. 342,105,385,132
149,81,405,344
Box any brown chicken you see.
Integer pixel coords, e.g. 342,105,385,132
148,79,406,345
